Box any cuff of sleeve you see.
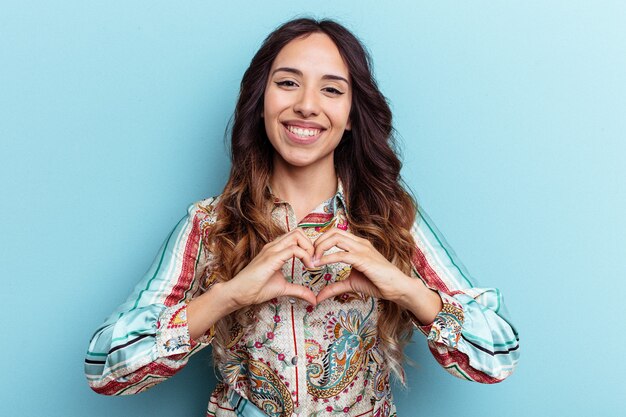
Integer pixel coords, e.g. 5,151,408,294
415,292,465,349
156,303,214,357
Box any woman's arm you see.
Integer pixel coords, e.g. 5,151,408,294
314,204,520,383
404,205,520,383
85,196,321,396
85,198,221,395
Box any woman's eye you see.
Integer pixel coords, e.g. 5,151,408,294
323,87,344,95
275,80,297,87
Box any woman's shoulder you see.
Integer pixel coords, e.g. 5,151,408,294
185,193,223,225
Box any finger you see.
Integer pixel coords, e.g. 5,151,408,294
273,245,315,269
314,228,359,250
316,280,353,304
313,234,361,261
282,283,318,306
273,228,314,255
316,250,356,267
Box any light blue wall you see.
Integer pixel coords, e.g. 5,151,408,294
1,1,624,416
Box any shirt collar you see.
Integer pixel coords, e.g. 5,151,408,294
268,177,348,218
333,178,348,216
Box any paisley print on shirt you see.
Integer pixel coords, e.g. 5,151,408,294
306,298,377,398
248,359,294,417
219,349,294,417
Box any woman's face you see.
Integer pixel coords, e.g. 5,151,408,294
263,32,352,172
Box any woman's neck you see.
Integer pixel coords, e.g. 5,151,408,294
269,158,338,223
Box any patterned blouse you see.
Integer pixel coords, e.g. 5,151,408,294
85,180,520,417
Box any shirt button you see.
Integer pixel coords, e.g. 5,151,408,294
291,356,298,365
288,298,296,304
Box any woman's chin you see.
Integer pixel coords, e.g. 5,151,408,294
281,158,318,169
273,152,331,170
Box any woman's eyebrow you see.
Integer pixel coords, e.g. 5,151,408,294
271,67,349,85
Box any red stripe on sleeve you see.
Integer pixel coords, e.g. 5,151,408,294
412,246,451,293
428,345,502,384
164,214,203,307
92,359,186,395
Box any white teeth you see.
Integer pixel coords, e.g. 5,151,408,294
286,125,321,138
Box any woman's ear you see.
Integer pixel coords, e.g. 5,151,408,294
345,118,351,131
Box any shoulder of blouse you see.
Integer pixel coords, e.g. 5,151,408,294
187,194,222,223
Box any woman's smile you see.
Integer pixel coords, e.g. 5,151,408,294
282,121,326,145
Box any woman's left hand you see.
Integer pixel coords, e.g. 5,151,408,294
313,228,410,305
313,228,443,324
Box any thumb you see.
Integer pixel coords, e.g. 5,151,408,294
316,280,353,304
282,283,318,306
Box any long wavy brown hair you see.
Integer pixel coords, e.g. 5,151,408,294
206,17,419,384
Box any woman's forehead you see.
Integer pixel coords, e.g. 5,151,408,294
271,33,350,79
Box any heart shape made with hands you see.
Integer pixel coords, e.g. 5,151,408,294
262,226,407,308
286,231,388,305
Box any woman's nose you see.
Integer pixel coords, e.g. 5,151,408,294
293,86,320,118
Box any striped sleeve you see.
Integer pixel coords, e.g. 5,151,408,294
409,205,520,383
85,198,218,395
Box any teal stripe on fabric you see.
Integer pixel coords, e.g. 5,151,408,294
446,364,472,381
462,330,520,348
86,351,107,357
418,208,473,288
110,330,152,344
131,216,185,311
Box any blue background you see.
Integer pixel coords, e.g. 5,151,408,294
1,1,625,416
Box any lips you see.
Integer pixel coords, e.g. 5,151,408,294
282,123,325,144
282,119,326,130
285,124,322,137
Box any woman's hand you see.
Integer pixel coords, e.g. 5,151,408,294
313,228,443,324
313,228,406,303
223,228,318,308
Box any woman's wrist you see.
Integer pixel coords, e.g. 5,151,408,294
187,282,239,340
394,275,443,326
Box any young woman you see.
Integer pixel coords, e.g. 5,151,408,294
85,17,520,417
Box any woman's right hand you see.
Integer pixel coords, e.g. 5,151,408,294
223,228,318,307
187,228,317,339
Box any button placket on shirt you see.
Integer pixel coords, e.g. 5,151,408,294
273,195,344,414
279,201,308,412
